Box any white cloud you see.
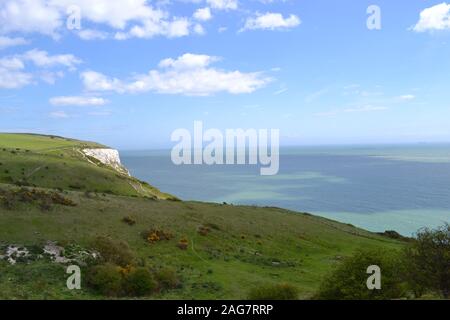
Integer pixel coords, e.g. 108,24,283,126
81,53,271,96
49,96,108,106
0,56,31,88
193,24,206,35
51,0,160,29
49,110,70,118
0,0,197,40
398,94,416,101
159,53,218,69
77,29,109,40
40,70,64,84
206,0,238,10
413,3,450,32
274,87,288,95
0,67,32,89
305,88,329,103
81,71,123,92
0,0,62,38
115,17,192,39
0,36,28,50
242,12,300,31
21,49,81,70
166,18,192,37
0,49,81,89
193,7,212,21
0,56,25,69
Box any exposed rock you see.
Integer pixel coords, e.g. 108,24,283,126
1,242,99,265
43,241,71,264
43,241,99,265
82,148,130,176
0,245,30,265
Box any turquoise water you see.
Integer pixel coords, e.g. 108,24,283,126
121,145,450,236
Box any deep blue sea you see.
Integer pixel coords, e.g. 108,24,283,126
121,145,450,236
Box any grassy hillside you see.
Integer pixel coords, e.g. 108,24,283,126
0,133,104,150
0,134,405,300
0,133,175,200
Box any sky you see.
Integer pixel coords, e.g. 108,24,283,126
1,0,450,149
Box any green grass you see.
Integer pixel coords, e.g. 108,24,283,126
0,134,405,300
0,133,104,151
0,133,175,200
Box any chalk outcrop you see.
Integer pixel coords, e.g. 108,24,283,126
82,148,130,176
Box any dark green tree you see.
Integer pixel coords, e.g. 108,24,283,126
315,248,405,300
403,224,450,298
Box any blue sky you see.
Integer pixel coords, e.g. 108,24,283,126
1,0,450,149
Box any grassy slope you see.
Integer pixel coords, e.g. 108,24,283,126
0,133,105,150
0,133,174,200
0,134,404,299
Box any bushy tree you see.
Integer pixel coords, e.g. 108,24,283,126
91,236,135,267
315,249,405,300
86,264,123,297
403,224,450,299
86,264,158,297
155,267,181,291
123,268,157,297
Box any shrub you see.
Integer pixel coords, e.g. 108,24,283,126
204,222,221,231
402,224,450,299
141,228,173,243
177,238,189,250
123,267,157,296
0,191,15,209
14,180,32,187
87,264,157,297
39,197,52,211
86,264,123,297
49,192,77,206
117,264,135,277
0,188,76,211
122,216,136,226
315,249,405,300
248,283,299,300
155,267,180,290
198,225,210,236
377,230,412,242
91,236,135,267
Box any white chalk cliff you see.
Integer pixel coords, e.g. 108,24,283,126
82,148,130,176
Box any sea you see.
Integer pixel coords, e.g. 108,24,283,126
121,144,450,236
